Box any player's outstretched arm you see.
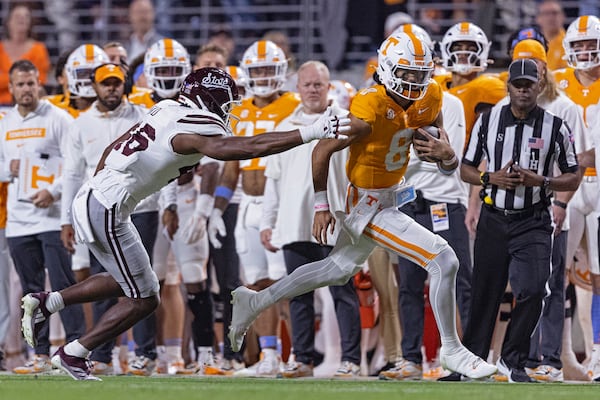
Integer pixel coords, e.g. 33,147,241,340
174,107,351,161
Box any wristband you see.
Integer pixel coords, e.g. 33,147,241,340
553,199,567,209
214,185,233,201
314,190,329,211
441,154,457,166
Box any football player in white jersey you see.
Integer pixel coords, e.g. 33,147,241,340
19,67,350,380
60,63,158,376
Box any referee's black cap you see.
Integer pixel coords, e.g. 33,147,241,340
508,59,538,83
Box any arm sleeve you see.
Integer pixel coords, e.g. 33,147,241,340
160,180,178,208
60,123,85,225
556,119,579,174
462,113,485,167
260,176,280,232
46,114,74,200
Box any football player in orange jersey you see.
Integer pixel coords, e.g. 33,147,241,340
228,31,497,380
436,22,507,236
208,40,300,376
555,15,600,382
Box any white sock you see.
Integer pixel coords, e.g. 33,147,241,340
166,345,182,362
46,292,65,314
262,348,278,359
64,340,91,359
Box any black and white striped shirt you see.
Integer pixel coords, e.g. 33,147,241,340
463,104,578,210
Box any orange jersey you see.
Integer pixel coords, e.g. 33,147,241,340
554,67,600,127
547,30,567,71
554,67,600,176
348,82,442,189
0,41,50,105
44,93,84,118
434,73,506,142
231,92,300,171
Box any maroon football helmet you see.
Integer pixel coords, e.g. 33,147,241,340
179,67,240,122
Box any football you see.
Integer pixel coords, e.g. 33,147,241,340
412,126,441,162
412,125,440,142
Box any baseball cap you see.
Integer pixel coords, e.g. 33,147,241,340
508,59,538,83
512,39,547,63
92,63,124,83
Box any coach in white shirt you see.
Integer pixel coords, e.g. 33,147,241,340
260,61,361,378
0,60,84,366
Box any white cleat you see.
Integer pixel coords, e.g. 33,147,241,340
228,286,261,353
439,346,497,379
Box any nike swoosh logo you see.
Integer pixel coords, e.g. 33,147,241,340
268,114,278,119
418,108,429,115
185,199,194,204
87,138,97,144
455,88,467,95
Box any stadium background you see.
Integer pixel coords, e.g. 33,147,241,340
0,0,585,92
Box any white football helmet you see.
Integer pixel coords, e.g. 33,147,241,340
563,15,600,70
144,38,191,99
65,44,109,98
328,80,357,110
224,65,249,97
240,40,288,97
440,22,491,74
391,24,434,52
376,31,434,101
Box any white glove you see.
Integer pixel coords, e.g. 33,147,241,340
180,194,213,244
299,107,351,143
208,208,226,249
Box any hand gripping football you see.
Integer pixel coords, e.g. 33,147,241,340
413,125,440,162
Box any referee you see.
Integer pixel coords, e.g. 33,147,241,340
459,58,580,383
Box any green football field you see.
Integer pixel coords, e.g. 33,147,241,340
1,374,598,400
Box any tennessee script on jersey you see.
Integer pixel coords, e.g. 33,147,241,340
230,92,300,171
348,81,442,190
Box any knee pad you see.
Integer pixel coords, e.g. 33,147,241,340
427,246,458,277
320,257,361,287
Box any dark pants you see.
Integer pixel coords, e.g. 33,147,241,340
210,203,242,361
89,211,158,362
8,231,85,356
283,241,362,365
463,204,552,369
527,230,566,369
397,198,472,364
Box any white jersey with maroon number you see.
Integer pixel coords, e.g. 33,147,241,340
90,99,230,210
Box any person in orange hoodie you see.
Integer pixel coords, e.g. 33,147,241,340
0,3,50,105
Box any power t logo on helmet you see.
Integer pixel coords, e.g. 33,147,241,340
65,44,110,98
240,40,288,97
441,22,491,75
376,31,434,100
145,38,191,99
563,15,600,70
